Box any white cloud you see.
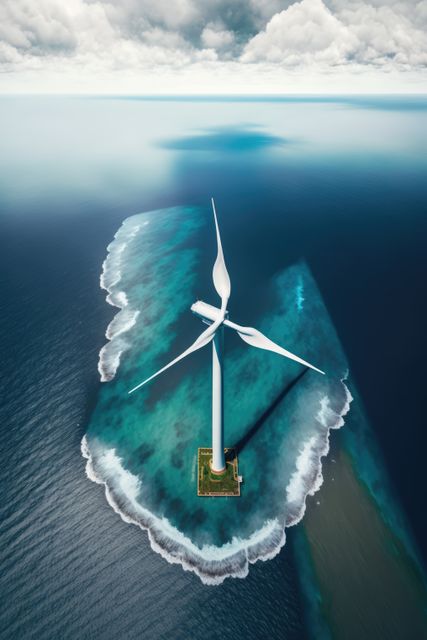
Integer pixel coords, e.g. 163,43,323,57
201,24,235,50
242,0,356,64
339,4,427,66
103,0,198,34
0,0,77,52
0,0,425,92
242,0,427,68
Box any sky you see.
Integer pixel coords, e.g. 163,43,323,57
0,0,426,94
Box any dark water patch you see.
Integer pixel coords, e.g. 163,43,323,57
189,508,207,527
171,453,183,469
95,94,427,112
336,95,427,112
173,421,188,439
132,443,155,465
169,497,185,514
159,125,286,153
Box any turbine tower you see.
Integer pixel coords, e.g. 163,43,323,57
129,199,324,475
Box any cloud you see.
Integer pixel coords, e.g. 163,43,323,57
0,0,426,92
0,0,295,62
201,24,235,50
103,0,198,34
242,0,427,68
338,4,427,66
241,0,356,64
0,0,78,53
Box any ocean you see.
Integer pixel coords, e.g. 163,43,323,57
0,95,426,639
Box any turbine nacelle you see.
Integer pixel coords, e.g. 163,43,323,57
191,300,227,325
192,300,325,375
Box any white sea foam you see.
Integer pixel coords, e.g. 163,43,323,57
105,308,140,341
81,435,286,585
98,338,129,382
81,378,353,585
285,377,353,527
106,290,128,309
97,220,147,382
295,275,305,312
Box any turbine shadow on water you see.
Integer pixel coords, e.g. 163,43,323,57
234,368,309,455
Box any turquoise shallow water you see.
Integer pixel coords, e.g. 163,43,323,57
84,204,351,583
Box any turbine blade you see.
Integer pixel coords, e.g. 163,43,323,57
128,324,215,394
211,198,231,305
230,322,325,375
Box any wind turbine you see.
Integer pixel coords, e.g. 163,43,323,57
129,199,324,474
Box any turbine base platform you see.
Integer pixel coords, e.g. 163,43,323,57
197,447,241,497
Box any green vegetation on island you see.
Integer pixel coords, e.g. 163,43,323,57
198,448,241,497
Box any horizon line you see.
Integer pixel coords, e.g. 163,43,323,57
1,92,426,99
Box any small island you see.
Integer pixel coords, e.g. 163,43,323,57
198,448,241,497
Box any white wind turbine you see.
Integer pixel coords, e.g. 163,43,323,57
129,199,324,474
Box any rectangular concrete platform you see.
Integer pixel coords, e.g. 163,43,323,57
197,447,241,497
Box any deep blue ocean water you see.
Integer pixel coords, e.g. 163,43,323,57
1,95,426,639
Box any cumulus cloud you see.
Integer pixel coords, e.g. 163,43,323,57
242,0,427,68
241,0,356,64
0,0,426,92
201,23,235,50
0,1,78,54
338,3,427,66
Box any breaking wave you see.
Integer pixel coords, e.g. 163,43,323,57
98,221,148,382
285,380,353,526
82,382,352,585
82,435,286,584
